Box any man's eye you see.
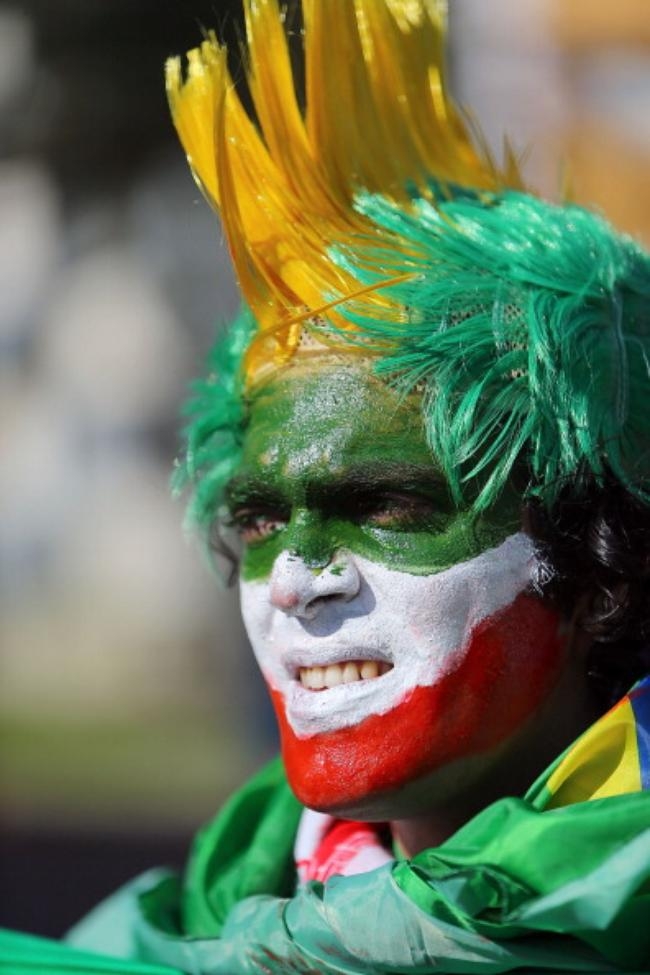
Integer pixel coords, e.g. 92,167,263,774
355,494,443,531
232,509,287,544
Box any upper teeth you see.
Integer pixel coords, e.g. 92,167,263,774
298,660,392,690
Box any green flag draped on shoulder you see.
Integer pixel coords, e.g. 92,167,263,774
13,680,640,974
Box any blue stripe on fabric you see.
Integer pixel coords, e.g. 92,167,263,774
629,675,650,790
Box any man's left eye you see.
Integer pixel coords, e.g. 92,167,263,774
355,494,442,531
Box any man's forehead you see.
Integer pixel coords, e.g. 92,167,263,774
239,364,434,476
246,361,392,422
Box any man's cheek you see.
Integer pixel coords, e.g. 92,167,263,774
268,594,567,811
240,581,276,668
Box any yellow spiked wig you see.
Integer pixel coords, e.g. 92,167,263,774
166,0,526,384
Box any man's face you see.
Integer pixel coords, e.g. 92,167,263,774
229,364,567,817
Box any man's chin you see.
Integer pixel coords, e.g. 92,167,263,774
272,680,462,810
271,678,524,816
287,746,508,822
276,685,440,816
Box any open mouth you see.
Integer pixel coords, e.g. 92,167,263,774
298,660,393,690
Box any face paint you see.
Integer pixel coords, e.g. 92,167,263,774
231,364,567,814
229,366,520,580
244,534,537,737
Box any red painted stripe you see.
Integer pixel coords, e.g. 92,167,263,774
271,593,565,811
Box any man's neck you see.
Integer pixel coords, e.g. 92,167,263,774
390,648,597,857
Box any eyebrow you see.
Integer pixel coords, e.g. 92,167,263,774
225,463,449,509
324,462,445,488
224,477,287,510
313,463,450,506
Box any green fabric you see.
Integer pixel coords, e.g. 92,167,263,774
0,870,180,975
395,795,650,966
0,925,177,975
126,788,650,974
4,756,649,973
180,755,302,935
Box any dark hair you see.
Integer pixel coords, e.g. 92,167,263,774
525,469,650,708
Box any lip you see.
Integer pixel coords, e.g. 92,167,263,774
278,664,406,737
288,669,397,704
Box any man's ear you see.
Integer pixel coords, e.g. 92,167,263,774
565,594,594,663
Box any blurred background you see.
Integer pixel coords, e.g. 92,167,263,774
1,0,648,938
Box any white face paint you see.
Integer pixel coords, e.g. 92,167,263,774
240,531,536,738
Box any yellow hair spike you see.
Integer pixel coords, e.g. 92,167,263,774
166,0,528,385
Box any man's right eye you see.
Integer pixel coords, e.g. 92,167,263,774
231,508,287,545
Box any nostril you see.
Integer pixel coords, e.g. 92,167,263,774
306,592,342,611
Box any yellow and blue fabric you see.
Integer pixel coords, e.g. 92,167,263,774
527,674,650,809
3,679,649,973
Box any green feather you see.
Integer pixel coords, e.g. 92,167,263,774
330,188,650,509
173,306,256,540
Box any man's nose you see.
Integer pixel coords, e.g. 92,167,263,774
269,550,361,619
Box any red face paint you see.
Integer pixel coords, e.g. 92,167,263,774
270,594,566,812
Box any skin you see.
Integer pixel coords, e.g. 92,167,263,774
227,361,593,845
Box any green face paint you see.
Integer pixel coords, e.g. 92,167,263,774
227,363,521,582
